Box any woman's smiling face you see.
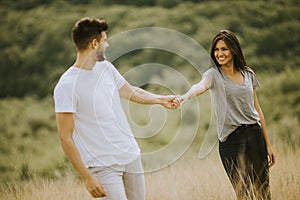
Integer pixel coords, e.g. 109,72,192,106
214,39,233,67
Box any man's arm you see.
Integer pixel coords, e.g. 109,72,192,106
119,82,179,109
55,113,107,198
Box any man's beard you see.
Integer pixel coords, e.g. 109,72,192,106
97,50,106,61
97,54,106,61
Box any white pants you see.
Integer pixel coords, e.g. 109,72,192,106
88,157,145,200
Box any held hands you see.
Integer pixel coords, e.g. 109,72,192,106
176,94,189,105
160,94,188,109
160,95,180,109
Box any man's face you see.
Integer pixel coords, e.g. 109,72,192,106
95,31,109,61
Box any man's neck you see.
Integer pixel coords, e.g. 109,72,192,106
74,51,96,70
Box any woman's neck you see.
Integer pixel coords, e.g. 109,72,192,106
221,64,239,76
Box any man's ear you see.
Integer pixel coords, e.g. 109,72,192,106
91,38,98,49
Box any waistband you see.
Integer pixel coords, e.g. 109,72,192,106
240,123,259,128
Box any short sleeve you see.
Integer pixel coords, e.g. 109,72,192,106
246,68,260,88
203,67,219,89
108,62,127,89
53,81,77,113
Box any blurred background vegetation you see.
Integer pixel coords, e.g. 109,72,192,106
0,0,299,182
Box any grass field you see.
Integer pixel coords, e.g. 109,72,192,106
1,144,299,200
0,69,299,199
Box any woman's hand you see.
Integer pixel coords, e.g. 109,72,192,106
267,146,276,167
176,94,189,105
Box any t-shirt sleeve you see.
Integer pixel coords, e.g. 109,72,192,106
247,70,260,88
202,68,216,89
53,81,77,113
108,62,127,89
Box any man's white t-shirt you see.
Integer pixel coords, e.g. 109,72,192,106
54,60,140,168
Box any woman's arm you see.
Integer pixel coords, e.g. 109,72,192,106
179,76,211,104
253,89,276,167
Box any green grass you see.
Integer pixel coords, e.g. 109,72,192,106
0,68,299,182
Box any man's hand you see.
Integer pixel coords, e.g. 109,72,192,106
160,95,180,109
84,175,107,198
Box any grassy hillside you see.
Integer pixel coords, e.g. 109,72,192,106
0,68,299,182
0,1,299,198
0,0,299,97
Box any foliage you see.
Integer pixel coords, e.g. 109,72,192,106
257,68,300,148
0,68,299,182
0,0,206,9
0,0,299,183
0,1,299,97
0,96,69,182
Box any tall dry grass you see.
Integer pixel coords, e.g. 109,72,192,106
145,145,300,200
0,145,299,200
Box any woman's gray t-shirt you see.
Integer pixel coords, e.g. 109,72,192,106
203,67,260,142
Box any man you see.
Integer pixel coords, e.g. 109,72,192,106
54,17,178,199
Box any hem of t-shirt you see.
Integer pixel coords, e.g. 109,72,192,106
55,109,76,113
85,153,140,168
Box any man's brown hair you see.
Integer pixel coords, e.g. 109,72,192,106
71,17,108,51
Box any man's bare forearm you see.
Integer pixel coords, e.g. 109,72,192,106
129,86,164,104
60,136,92,180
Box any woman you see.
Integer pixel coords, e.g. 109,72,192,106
179,30,275,199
